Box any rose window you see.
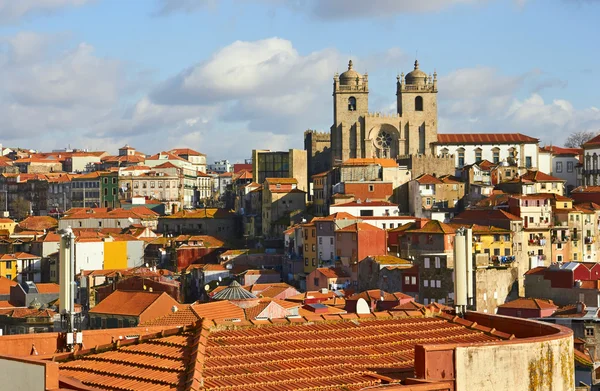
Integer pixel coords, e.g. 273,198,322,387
376,131,393,149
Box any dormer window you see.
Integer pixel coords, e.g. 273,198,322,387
348,97,356,111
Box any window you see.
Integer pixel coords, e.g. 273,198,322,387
424,257,430,268
304,258,308,266
435,257,441,268
311,258,316,266
586,328,595,337
492,148,500,164
305,244,308,252
104,188,108,196
314,278,319,287
368,184,374,192
557,255,563,263
382,223,386,229
404,276,410,284
330,237,333,245
556,162,563,173
348,96,356,111
98,221,102,227
504,248,511,256
352,234,357,241
415,96,423,111
112,177,117,184
457,149,465,168
411,276,416,284
6,274,11,280
475,148,482,162
319,237,322,244
312,244,315,251
525,156,532,168
436,280,441,288
312,229,315,238
430,279,435,288
426,198,431,205
567,161,574,173
424,280,429,287
5,261,11,269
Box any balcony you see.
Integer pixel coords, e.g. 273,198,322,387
528,236,547,246
551,236,569,244
585,236,595,244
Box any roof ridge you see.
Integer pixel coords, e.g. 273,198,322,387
186,320,208,391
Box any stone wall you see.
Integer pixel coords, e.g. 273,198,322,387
474,266,519,314
398,154,455,178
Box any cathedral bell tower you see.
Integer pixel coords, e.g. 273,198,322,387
331,60,369,165
396,60,438,155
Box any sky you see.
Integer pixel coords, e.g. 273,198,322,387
0,0,599,163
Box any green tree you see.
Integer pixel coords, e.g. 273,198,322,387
11,197,30,220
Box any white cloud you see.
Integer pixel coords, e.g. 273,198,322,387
0,0,91,23
437,66,600,146
150,37,340,137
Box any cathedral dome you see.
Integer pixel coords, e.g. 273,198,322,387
339,60,363,86
405,60,427,85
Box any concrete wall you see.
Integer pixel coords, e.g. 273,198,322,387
475,266,519,314
454,336,573,391
75,241,104,271
0,357,50,391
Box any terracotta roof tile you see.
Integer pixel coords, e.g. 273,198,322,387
405,220,456,234
436,133,539,144
89,290,172,317
497,298,557,310
316,267,351,279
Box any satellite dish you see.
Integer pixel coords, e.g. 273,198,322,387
204,284,210,291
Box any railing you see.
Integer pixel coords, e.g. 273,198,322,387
551,236,569,244
528,237,547,246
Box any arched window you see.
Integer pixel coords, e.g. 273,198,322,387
415,96,423,111
348,97,356,111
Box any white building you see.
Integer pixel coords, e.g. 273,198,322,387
329,200,399,217
580,135,600,187
208,160,233,173
539,146,582,191
434,133,539,171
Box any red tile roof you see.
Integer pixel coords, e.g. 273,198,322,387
405,220,456,234
316,267,351,279
34,283,59,294
582,134,600,148
453,209,522,222
17,216,57,231
512,170,565,183
341,158,398,168
415,173,442,185
0,276,17,295
332,200,398,207
336,222,384,232
57,313,507,391
89,290,172,317
540,146,583,156
169,148,205,157
436,133,539,144
498,298,557,310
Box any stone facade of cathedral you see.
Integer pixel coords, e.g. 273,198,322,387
330,60,439,165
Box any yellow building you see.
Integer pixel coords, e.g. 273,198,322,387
0,218,16,235
469,225,513,262
104,239,128,269
302,222,317,274
0,254,17,281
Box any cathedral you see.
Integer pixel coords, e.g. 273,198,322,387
330,59,439,165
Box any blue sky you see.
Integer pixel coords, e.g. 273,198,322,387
0,0,598,162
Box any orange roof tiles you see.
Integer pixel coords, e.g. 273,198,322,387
336,222,384,233
169,148,205,157
405,220,456,234
89,290,170,317
34,283,59,294
59,313,505,391
18,216,57,231
498,298,557,310
192,301,246,321
436,133,539,144
415,173,442,184
341,158,398,168
317,267,351,279
0,276,17,295
333,200,398,207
